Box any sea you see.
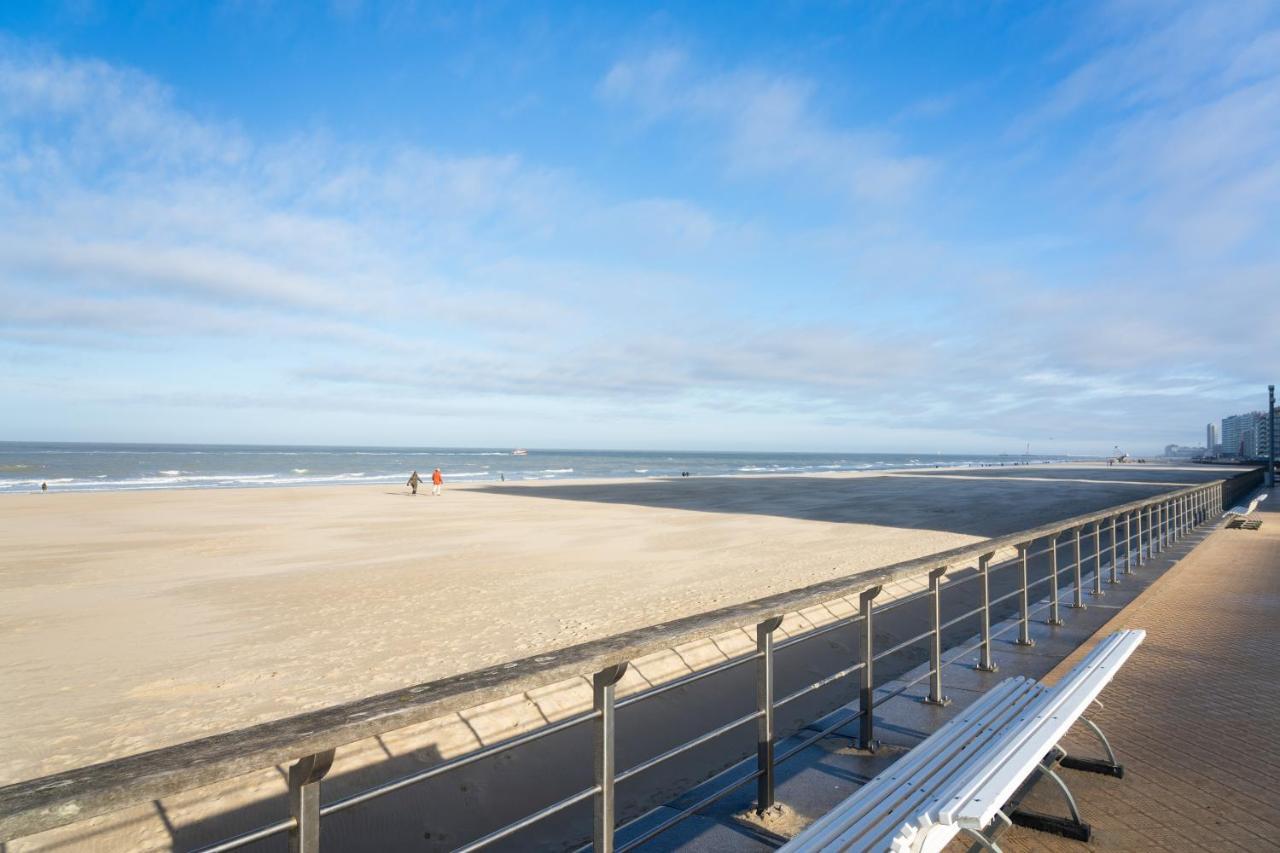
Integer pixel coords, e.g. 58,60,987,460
0,443,1083,494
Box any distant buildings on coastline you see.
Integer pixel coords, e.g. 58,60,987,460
1178,408,1274,460
1163,444,1203,458
1220,410,1272,459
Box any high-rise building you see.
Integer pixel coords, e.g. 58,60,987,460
1221,411,1272,458
1206,422,1217,454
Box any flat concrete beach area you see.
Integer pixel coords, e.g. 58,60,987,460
0,463,1235,791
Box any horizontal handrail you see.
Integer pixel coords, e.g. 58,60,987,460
0,475,1241,843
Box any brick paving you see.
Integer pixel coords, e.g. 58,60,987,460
992,497,1280,852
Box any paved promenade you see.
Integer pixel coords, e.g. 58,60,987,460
997,497,1280,852
649,486,1275,853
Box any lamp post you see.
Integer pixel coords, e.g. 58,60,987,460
1269,384,1276,488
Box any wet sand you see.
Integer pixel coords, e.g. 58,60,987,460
0,463,1235,788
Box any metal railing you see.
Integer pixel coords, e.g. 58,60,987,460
0,474,1255,853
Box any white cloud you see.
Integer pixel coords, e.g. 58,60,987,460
1,26,1276,453
1016,2,1280,256
599,49,931,204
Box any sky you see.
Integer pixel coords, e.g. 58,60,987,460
1,1,1277,455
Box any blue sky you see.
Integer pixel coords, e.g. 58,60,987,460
1,1,1277,454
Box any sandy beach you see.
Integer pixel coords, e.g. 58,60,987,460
0,462,1238,792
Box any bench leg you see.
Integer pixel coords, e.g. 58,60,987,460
1009,763,1091,842
960,825,1006,853
1059,716,1124,778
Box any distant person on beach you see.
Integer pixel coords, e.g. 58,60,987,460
40,481,47,493
432,468,443,496
407,470,422,495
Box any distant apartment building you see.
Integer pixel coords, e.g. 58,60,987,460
1221,411,1273,458
1163,444,1202,458
1206,423,1217,454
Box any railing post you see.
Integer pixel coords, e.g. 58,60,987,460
1109,517,1119,584
1092,523,1104,597
1146,505,1155,559
1047,537,1063,625
1137,507,1146,566
1124,513,1134,574
288,750,335,853
925,566,951,705
976,552,998,671
1136,507,1146,568
755,615,784,813
1148,504,1156,558
1152,504,1162,558
594,662,629,853
1069,527,1085,609
1016,543,1035,646
859,586,882,750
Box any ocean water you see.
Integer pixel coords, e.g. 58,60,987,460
0,443,1081,493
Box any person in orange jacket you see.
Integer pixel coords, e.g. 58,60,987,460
431,468,443,496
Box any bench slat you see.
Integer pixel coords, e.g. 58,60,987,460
825,683,1045,850
939,630,1145,829
781,630,1145,852
783,679,1042,851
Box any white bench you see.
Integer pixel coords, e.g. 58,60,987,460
781,629,1145,853
1224,493,1267,529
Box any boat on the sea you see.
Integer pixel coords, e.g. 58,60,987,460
512,448,528,456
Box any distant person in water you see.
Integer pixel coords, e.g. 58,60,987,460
432,468,443,496
407,470,422,495
40,481,47,493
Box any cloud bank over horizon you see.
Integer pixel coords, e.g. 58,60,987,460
1,2,1277,455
